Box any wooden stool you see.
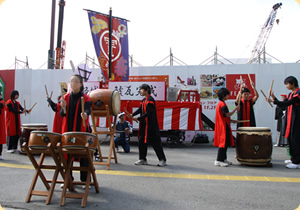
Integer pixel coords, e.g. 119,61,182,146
23,142,73,205
57,143,100,207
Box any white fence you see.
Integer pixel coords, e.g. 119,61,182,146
10,63,300,142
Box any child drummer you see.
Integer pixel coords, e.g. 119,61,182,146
214,88,239,167
267,76,300,169
235,79,259,128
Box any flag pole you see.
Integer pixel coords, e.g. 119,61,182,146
108,7,112,80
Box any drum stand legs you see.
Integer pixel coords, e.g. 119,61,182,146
57,143,100,208
23,142,71,205
91,105,118,170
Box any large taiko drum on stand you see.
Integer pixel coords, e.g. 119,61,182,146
88,89,120,116
28,131,62,150
20,123,48,153
236,127,273,166
61,132,97,151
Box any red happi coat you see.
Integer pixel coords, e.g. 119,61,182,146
6,99,21,136
0,99,6,144
61,93,91,133
214,101,234,148
52,103,62,133
53,103,63,134
284,88,300,139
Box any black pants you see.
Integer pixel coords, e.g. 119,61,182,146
217,124,231,162
70,157,89,182
0,144,2,155
8,135,19,150
138,133,166,161
288,135,300,164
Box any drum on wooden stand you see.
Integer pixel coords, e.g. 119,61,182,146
61,132,97,151
88,89,120,116
20,123,48,153
28,131,62,150
236,127,273,166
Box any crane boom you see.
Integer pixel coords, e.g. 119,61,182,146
248,3,282,64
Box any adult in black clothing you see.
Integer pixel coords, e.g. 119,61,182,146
131,84,167,167
60,75,93,183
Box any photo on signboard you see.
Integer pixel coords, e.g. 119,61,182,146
187,76,197,86
200,87,213,100
212,87,221,99
200,74,212,87
212,75,226,87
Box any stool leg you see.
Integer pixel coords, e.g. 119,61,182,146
87,150,100,193
60,156,73,206
45,167,59,205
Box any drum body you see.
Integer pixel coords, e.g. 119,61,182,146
236,127,273,166
61,132,97,151
88,89,120,116
20,123,48,152
29,131,62,150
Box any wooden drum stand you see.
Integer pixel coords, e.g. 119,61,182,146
56,143,100,207
23,142,73,205
90,104,118,170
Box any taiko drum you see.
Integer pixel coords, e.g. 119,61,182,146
236,127,273,166
20,123,48,152
61,132,97,151
28,131,62,150
88,89,120,116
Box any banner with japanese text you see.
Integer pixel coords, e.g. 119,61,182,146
108,81,166,101
87,11,129,82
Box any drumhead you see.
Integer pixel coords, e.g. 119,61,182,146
111,90,120,116
238,127,270,131
30,131,62,136
22,123,48,128
62,132,96,138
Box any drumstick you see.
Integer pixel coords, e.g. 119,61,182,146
123,107,132,119
236,120,250,123
29,102,37,112
48,90,53,107
260,89,273,108
81,96,86,127
24,100,28,116
60,83,67,114
248,74,253,85
238,76,243,106
268,79,274,100
45,85,49,97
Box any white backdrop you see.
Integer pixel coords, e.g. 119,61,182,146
14,63,300,142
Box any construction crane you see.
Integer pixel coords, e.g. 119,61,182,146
55,0,66,69
248,3,282,64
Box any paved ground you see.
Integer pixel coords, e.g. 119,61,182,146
0,138,299,210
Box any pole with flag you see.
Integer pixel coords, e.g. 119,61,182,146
85,8,130,83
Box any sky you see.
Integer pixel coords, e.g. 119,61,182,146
0,0,300,70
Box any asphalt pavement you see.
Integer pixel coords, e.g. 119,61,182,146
0,138,299,210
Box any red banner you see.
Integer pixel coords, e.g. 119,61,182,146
0,69,15,101
226,74,256,100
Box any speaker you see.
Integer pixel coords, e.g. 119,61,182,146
167,87,178,101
